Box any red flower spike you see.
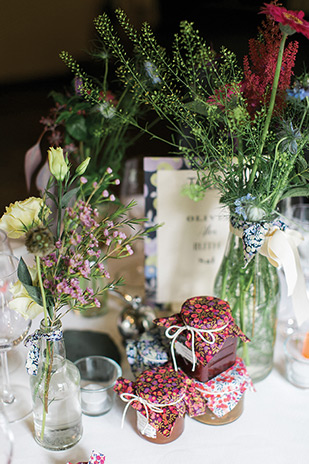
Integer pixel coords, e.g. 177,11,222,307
242,16,298,117
261,3,309,39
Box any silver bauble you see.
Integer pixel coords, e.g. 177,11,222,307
117,296,156,340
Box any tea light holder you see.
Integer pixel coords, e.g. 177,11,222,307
284,331,309,388
74,356,122,416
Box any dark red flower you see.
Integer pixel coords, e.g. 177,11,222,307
261,3,309,39
242,16,298,117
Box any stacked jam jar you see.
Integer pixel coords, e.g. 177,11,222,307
114,295,254,443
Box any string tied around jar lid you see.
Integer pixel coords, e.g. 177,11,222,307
165,323,229,372
119,392,185,434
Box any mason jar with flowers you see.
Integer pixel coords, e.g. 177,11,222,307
0,147,154,450
77,2,309,381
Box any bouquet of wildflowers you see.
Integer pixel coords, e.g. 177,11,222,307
0,147,154,437
1,147,151,322
78,2,309,219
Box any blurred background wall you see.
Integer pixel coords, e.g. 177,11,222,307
1,0,308,212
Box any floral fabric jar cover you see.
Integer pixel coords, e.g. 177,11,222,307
154,296,249,369
114,363,208,438
193,357,254,418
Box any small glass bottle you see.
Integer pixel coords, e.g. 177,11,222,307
29,320,83,450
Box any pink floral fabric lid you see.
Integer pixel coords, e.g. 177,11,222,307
154,296,249,366
66,450,105,464
114,363,208,436
193,357,255,417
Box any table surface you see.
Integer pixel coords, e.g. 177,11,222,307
5,243,309,464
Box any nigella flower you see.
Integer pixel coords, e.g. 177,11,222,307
98,102,116,119
234,194,256,221
287,86,309,101
144,61,161,84
278,121,302,154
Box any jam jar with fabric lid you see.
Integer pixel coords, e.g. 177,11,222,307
114,364,192,444
192,357,254,425
154,296,250,382
126,328,170,378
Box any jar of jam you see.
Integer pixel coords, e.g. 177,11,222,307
126,328,170,378
192,357,254,425
114,364,188,444
154,296,249,382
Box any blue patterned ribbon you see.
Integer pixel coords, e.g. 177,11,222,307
24,327,63,375
230,216,287,263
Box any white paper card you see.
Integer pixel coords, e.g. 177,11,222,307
137,411,157,438
156,170,229,303
175,341,194,363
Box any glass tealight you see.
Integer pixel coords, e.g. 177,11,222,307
74,356,122,416
284,331,309,388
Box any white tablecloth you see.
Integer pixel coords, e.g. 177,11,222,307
5,241,309,464
7,296,309,464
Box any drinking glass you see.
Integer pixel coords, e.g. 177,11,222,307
0,402,14,463
278,202,309,337
0,253,32,422
288,203,309,283
0,229,12,253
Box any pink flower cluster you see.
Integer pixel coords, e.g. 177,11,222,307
40,195,136,310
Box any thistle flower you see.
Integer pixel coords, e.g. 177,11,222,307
278,121,302,154
25,226,55,257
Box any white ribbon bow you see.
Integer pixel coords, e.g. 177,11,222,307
120,392,185,434
165,323,229,372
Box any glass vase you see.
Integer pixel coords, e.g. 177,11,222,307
29,319,83,450
214,231,280,382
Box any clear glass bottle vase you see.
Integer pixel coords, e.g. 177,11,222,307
214,231,280,382
29,319,83,450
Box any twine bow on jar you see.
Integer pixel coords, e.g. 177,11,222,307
165,323,229,372
119,392,185,434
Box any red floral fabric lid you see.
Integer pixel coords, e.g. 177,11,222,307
154,296,249,366
114,363,208,437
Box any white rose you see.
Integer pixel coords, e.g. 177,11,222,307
0,197,46,239
8,266,43,319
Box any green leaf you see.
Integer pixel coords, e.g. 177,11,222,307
23,283,43,306
185,100,209,116
61,187,80,208
281,186,309,200
45,190,58,206
66,114,88,141
300,170,309,179
17,258,33,286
